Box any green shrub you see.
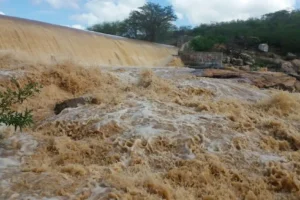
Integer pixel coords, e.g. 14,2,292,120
190,36,215,51
0,78,41,131
190,35,227,52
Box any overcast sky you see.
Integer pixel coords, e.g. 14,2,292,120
0,0,299,29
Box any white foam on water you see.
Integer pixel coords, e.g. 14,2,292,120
1,67,292,199
0,126,38,199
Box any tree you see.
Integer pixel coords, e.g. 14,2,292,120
0,78,41,131
87,2,177,43
128,2,177,42
87,21,124,36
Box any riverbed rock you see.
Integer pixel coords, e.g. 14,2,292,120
292,59,300,72
202,69,297,92
202,69,241,78
281,62,296,74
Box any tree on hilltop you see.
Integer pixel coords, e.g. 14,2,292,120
87,2,177,42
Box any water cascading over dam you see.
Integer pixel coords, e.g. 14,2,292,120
0,15,179,67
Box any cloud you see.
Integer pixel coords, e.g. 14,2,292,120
72,0,146,26
71,24,85,30
31,0,81,9
0,11,5,15
175,12,183,20
169,0,296,25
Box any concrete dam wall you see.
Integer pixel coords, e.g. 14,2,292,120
0,16,179,67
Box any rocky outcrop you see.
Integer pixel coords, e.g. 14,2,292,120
231,58,243,66
240,53,255,65
281,62,297,74
202,69,299,92
224,52,255,66
256,56,285,67
258,43,269,52
292,59,300,72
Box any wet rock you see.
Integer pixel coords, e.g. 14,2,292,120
251,73,296,91
281,62,296,74
202,69,298,92
258,43,269,52
286,52,297,60
202,69,241,79
54,97,97,115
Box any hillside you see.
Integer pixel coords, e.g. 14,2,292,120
191,10,300,54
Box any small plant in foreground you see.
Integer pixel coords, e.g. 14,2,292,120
0,78,42,131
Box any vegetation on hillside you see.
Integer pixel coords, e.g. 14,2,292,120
88,6,300,54
192,10,300,53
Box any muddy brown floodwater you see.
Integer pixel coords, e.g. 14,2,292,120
0,57,300,200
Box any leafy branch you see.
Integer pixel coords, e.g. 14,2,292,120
0,78,42,131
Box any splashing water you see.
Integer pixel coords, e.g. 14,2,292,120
1,64,300,199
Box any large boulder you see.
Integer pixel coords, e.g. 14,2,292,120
258,43,269,52
54,97,97,115
281,62,296,74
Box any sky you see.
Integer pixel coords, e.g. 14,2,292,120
0,0,299,30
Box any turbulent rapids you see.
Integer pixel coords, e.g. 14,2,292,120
0,51,300,200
